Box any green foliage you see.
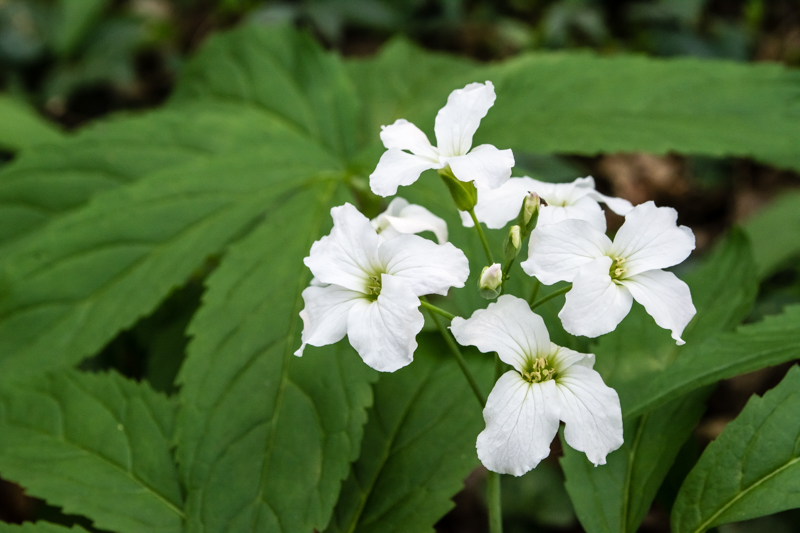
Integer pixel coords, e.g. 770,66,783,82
177,185,376,533
54,0,112,57
326,336,492,533
672,365,800,533
0,370,182,533
0,96,64,152
0,525,88,533
744,190,800,279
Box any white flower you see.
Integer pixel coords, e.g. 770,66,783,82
296,203,469,372
369,81,515,197
521,201,696,344
461,176,633,231
450,295,623,476
371,197,448,244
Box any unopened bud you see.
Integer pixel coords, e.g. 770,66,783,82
438,167,478,211
504,225,522,263
518,192,541,232
478,263,503,300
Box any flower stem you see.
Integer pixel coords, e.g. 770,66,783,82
487,470,503,533
468,209,494,264
530,284,572,310
419,300,455,321
422,300,485,407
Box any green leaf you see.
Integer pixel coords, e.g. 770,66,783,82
595,229,760,417
672,365,800,533
326,335,492,533
0,139,337,380
177,184,375,533
0,370,182,533
0,524,89,533
561,388,710,533
54,0,111,56
0,101,306,249
172,25,360,160
743,190,800,279
0,96,64,152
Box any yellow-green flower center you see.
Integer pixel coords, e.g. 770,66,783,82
609,256,627,281
521,356,556,384
365,274,382,300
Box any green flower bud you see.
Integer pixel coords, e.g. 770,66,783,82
478,263,503,300
438,166,478,212
518,192,541,233
504,225,522,263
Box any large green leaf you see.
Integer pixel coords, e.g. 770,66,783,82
595,229,760,417
743,190,800,279
672,365,800,533
0,139,337,380
326,335,492,533
53,0,111,56
177,184,375,533
559,231,756,533
561,389,710,533
0,370,182,533
0,524,89,533
0,96,64,152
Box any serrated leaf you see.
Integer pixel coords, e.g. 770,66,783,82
0,370,182,533
177,184,375,533
672,365,800,533
561,389,710,533
0,139,337,380
594,229,760,417
172,25,360,160
0,96,64,152
743,190,800,279
326,335,492,533
0,524,89,533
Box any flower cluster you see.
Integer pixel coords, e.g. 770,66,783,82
296,82,696,476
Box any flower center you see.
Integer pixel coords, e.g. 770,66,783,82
609,256,627,281
521,356,556,384
365,274,382,300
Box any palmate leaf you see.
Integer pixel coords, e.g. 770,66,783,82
326,335,492,533
560,230,758,533
0,96,64,152
0,370,182,533
672,365,800,533
177,185,375,533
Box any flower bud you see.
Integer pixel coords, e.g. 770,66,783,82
518,192,540,233
478,263,503,300
504,225,522,263
438,167,478,211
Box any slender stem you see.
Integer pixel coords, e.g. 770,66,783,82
468,209,494,264
527,279,541,305
530,284,572,310
419,300,455,321
487,470,503,533
422,302,485,406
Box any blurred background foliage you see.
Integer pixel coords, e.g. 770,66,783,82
2,1,800,532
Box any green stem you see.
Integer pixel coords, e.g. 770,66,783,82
422,301,485,406
419,300,455,321
530,284,572,310
527,279,541,305
487,470,503,533
468,209,494,264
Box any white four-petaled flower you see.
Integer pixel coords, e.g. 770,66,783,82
369,81,515,197
371,197,448,244
296,203,469,372
521,201,696,344
461,176,633,231
451,295,623,476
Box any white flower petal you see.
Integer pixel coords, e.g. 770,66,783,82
379,203,449,244
450,295,550,372
447,144,514,190
550,345,595,371
379,235,469,296
369,148,440,197
346,275,424,372
521,219,612,285
379,119,439,161
559,257,633,338
585,190,634,216
610,201,695,276
295,285,364,356
434,81,496,157
477,372,560,476
620,269,696,345
555,365,623,466
539,199,607,232
305,203,381,292
465,177,538,229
